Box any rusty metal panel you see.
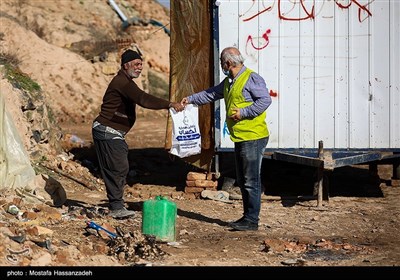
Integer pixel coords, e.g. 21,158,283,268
168,0,214,169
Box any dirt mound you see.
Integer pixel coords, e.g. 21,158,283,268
0,0,177,267
1,0,171,130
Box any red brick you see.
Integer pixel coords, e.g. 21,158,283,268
185,187,204,193
22,211,38,220
195,179,218,188
186,172,207,180
186,180,196,187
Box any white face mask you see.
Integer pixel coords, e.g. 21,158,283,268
221,59,230,77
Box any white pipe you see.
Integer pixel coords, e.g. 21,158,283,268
108,0,127,22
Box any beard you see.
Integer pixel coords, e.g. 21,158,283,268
127,69,140,79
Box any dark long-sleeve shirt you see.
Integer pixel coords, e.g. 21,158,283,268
95,69,170,133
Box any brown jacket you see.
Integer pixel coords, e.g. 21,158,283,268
95,69,170,133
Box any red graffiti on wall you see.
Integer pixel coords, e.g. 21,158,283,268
335,0,372,22
242,0,273,22
278,0,315,21
269,89,278,97
246,29,271,50
242,0,373,52
241,0,372,23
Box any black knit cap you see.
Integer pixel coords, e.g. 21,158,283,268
121,49,142,65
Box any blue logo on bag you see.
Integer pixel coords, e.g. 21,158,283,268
177,134,201,141
177,125,200,141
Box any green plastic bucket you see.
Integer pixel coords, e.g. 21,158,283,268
142,196,177,242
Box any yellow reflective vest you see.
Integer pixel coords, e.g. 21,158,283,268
223,68,269,142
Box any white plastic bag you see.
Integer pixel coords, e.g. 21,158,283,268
169,104,201,158
0,93,36,191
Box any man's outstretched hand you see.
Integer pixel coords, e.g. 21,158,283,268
169,102,185,112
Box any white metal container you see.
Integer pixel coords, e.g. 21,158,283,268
214,0,400,151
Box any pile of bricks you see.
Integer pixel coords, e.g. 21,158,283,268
184,171,218,198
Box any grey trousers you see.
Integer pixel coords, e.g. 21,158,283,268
92,124,129,210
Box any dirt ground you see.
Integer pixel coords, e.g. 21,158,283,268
44,119,400,269
1,117,400,276
1,107,400,272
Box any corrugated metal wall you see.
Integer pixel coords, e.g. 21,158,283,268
215,0,400,150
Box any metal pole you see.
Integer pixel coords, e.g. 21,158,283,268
317,140,324,207
108,0,128,22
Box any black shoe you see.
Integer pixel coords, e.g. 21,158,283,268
230,219,258,231
228,216,246,227
109,207,135,219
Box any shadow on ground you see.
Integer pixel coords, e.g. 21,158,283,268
69,146,200,191
69,146,384,199
216,152,385,199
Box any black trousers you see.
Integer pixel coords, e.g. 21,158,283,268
93,138,129,210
